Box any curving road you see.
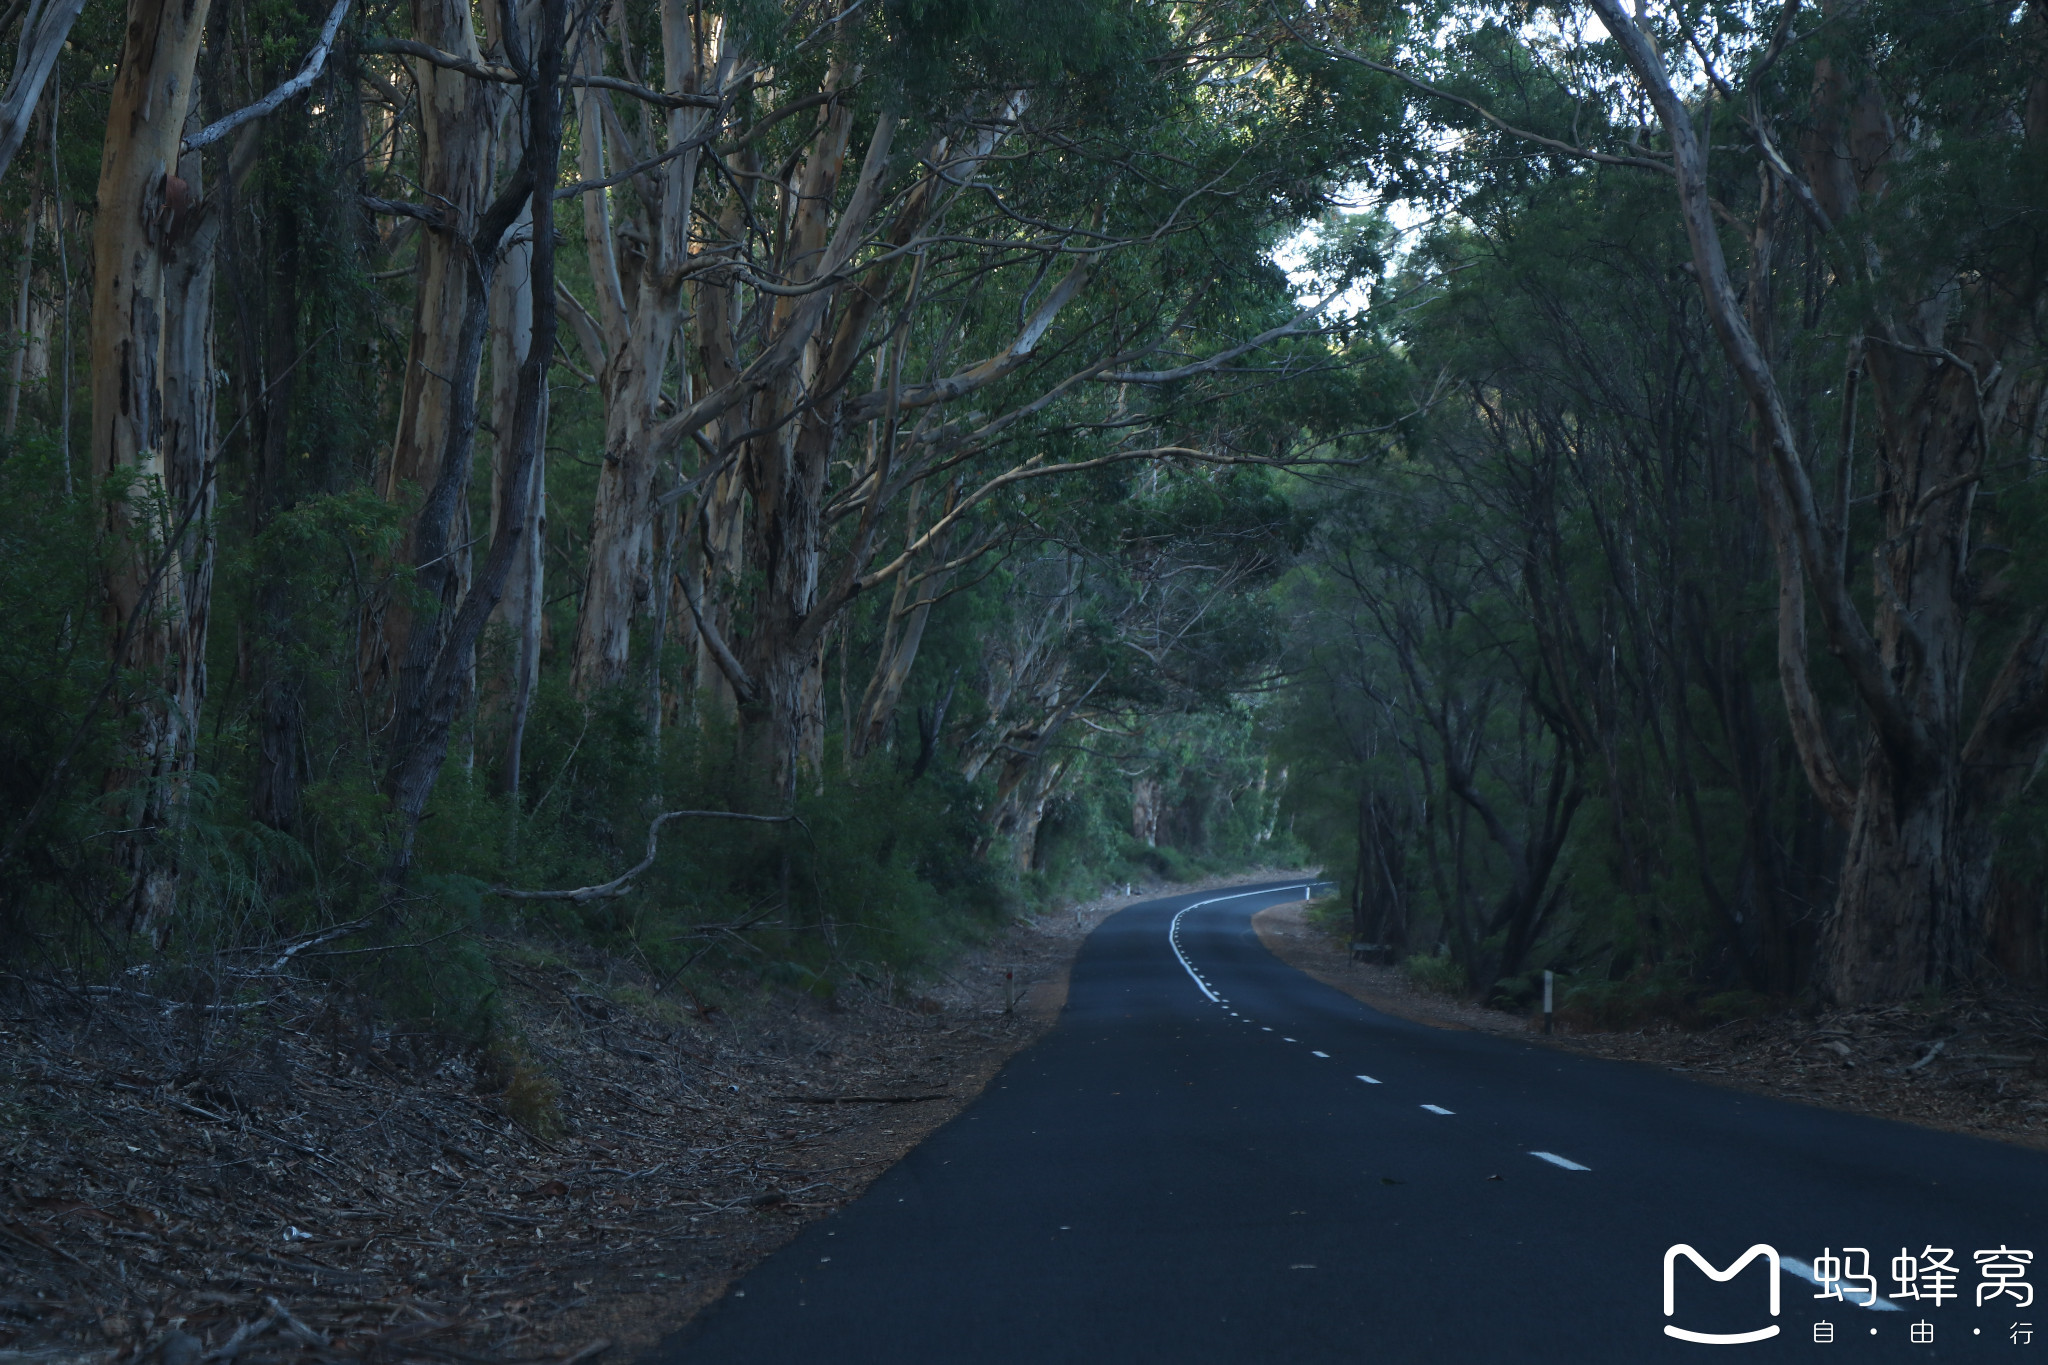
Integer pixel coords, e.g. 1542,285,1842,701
656,882,2048,1362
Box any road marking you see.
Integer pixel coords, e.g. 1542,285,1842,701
1529,1151,1589,1171
1420,1104,1454,1115
1262,1027,1273,1032
1311,1050,1329,1058
1356,1075,1381,1084
1780,1259,1904,1311
1167,883,1320,1002
1282,1037,1297,1043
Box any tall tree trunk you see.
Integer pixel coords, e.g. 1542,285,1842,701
488,195,544,799
568,4,718,699
24,196,53,391
1132,776,1161,846
365,0,491,706
853,483,958,759
89,0,216,934
1009,755,1069,873
383,0,565,879
6,164,38,434
246,263,303,833
688,194,746,727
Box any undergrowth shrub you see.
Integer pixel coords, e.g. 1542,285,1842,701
1404,949,1464,997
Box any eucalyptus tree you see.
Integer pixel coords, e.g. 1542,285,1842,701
1303,0,2048,1003
0,0,1405,955
1588,0,2048,1003
87,0,355,928
949,462,1306,865
541,0,1397,805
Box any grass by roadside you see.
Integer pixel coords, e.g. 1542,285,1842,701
0,869,1311,1365
1251,900,2048,1154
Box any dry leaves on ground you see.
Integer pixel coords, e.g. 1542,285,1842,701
1,870,1307,1365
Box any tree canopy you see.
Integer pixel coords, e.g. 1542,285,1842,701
1,0,2043,1022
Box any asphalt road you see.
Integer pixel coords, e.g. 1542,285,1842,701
655,882,2048,1362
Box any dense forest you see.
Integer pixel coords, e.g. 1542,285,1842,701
0,0,2042,1042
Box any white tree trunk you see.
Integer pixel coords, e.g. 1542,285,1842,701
88,0,215,933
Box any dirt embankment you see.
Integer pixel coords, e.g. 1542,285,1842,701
1,869,1311,1365
1253,900,2048,1153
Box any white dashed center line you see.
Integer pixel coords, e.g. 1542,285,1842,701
1168,884,1613,1183
1168,885,1318,1004
1529,1151,1590,1171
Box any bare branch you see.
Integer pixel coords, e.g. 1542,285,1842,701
844,258,1091,423
492,811,793,902
361,38,719,106
0,0,86,181
185,0,353,151
1099,297,1336,384
676,550,758,703
361,195,442,224
359,37,518,84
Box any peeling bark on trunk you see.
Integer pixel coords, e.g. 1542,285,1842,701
1827,740,1986,1000
89,0,216,934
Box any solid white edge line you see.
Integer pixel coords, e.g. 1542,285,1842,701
1779,1259,1904,1312
1528,1150,1590,1171
1167,882,1327,1003
1420,1104,1454,1115
1356,1075,1381,1084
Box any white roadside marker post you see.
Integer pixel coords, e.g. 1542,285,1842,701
1543,970,1554,1035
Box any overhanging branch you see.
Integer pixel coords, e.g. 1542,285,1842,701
186,0,353,152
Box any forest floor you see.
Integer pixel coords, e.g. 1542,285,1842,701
0,870,1310,1365
1253,901,2048,1155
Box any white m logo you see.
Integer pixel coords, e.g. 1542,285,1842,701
1663,1244,1782,1344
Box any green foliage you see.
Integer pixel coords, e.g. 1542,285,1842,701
0,438,115,949
1404,950,1464,998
